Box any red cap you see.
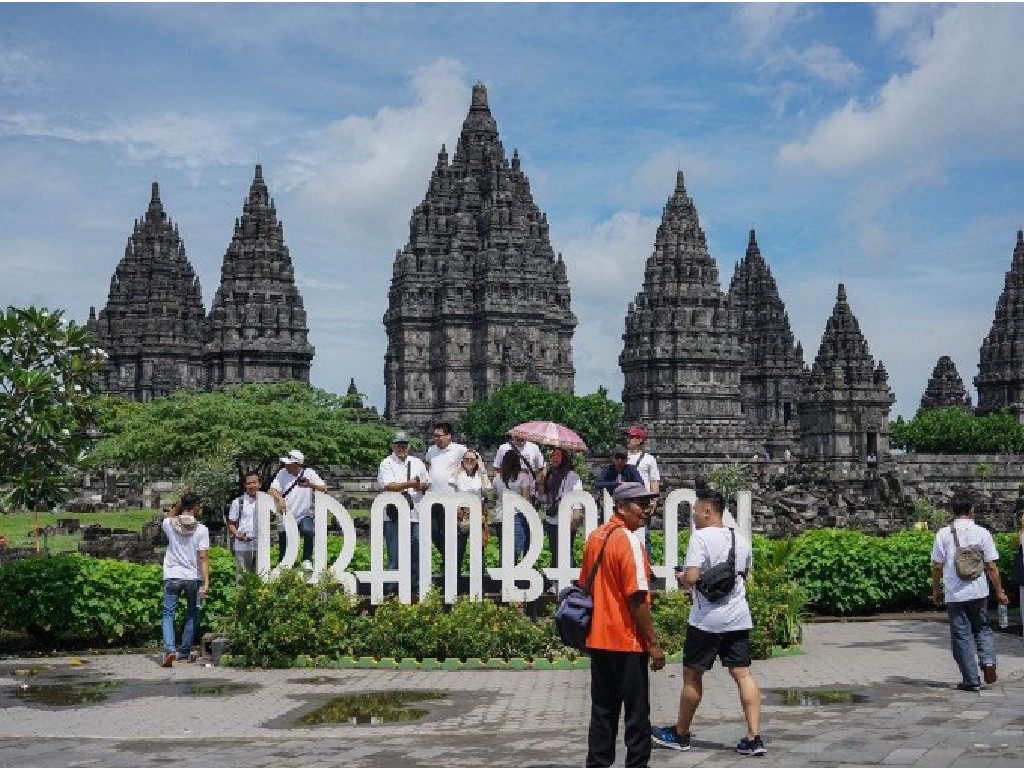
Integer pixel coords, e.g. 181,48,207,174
624,426,646,439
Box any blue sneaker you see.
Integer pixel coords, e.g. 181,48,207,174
651,725,690,751
737,734,767,756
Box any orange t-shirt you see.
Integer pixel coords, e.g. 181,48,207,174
581,518,651,652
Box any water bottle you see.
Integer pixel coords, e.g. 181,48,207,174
997,603,1008,629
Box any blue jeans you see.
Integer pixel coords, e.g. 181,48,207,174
162,578,200,658
383,518,421,593
946,597,996,686
277,515,315,564
514,512,531,563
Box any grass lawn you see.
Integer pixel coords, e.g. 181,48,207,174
0,509,160,554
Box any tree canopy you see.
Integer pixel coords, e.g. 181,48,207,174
456,382,624,454
890,406,1024,453
90,381,402,490
1,306,105,511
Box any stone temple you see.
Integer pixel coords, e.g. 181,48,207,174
975,230,1024,417
89,166,313,401
383,82,576,437
619,173,894,471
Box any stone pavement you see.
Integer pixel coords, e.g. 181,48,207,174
0,620,1022,768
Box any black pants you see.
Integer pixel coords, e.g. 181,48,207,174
587,649,651,768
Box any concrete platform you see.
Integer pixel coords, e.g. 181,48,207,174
1,620,1022,767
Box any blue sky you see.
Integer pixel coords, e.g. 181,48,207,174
1,3,1023,420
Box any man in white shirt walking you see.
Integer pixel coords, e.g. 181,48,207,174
425,421,466,578
160,492,210,667
377,431,431,593
227,471,261,580
931,494,1009,691
651,481,765,757
268,449,327,571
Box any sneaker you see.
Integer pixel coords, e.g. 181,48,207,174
651,725,690,751
956,682,981,692
161,652,176,668
982,664,998,685
301,560,313,571
737,735,767,756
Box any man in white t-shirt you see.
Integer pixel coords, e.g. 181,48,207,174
651,483,765,757
377,431,431,592
160,492,210,667
227,471,261,580
424,421,467,576
931,495,1008,691
492,432,546,497
269,449,327,571
625,426,661,552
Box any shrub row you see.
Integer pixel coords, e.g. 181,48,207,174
0,549,237,644
784,529,1021,615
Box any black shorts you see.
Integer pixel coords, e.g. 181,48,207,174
682,624,751,670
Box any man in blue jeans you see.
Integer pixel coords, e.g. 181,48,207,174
269,449,327,571
160,492,210,667
931,494,1009,691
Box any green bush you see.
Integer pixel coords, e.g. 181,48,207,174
0,549,237,644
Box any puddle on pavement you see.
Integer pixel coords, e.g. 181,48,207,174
13,680,123,706
2,668,257,708
766,688,870,707
292,691,447,726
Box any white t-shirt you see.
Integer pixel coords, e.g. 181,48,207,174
492,472,536,519
931,520,998,603
161,518,210,581
270,466,324,522
425,441,467,494
627,451,661,492
685,526,753,633
377,453,430,522
227,493,259,553
493,441,545,476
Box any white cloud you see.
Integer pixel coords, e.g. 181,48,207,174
284,58,470,247
732,4,808,54
0,43,38,91
780,5,1024,172
0,111,257,169
770,43,860,87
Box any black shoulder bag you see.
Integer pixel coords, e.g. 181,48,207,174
555,529,618,651
696,528,742,603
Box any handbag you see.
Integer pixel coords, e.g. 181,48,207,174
695,528,742,603
555,528,618,652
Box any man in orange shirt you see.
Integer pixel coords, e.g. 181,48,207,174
581,481,666,768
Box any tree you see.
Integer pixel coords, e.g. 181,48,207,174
890,406,1024,453
89,381,403,517
0,306,105,512
456,382,624,454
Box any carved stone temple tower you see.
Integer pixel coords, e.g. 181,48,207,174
920,355,971,411
727,229,804,456
799,284,894,463
383,82,576,437
88,182,206,401
975,230,1024,418
619,172,755,466
204,164,314,386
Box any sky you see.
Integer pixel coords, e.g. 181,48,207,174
1,3,1023,420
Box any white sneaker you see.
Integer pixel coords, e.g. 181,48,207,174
301,560,313,571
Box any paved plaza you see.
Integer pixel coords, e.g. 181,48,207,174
1,620,1022,768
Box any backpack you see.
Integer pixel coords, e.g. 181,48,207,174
555,529,618,652
695,528,744,603
949,524,985,581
